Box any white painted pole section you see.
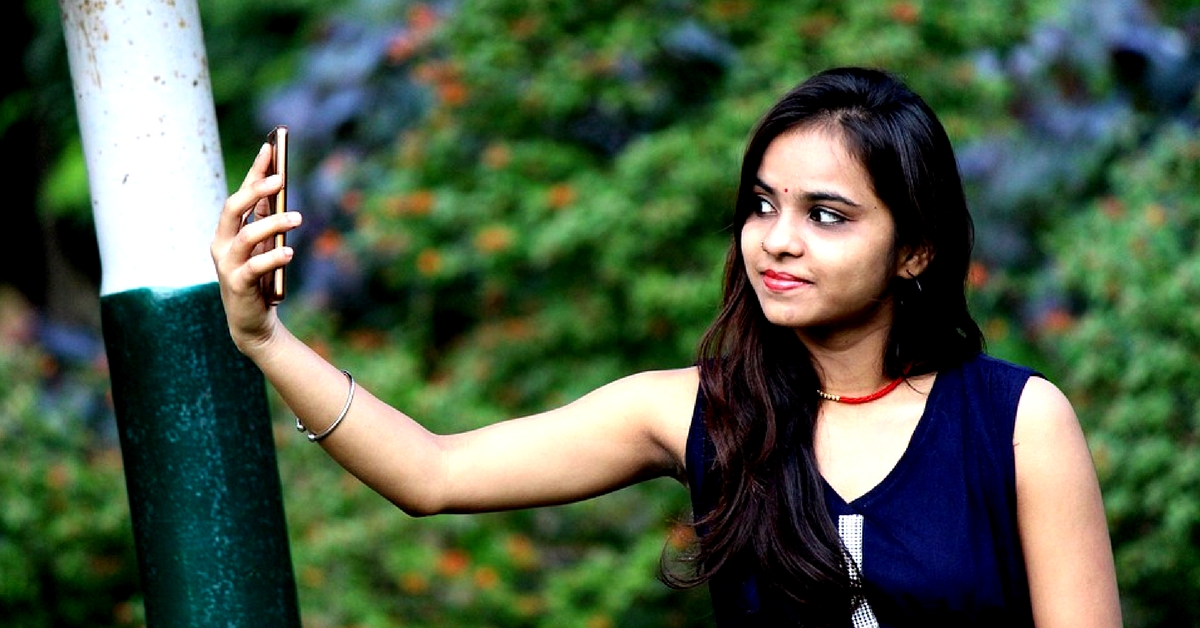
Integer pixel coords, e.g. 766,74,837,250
60,0,225,296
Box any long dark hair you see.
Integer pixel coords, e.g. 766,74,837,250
670,67,984,624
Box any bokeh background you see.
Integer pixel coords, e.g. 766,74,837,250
3,0,1199,626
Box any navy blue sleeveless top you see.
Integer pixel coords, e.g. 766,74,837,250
686,353,1037,627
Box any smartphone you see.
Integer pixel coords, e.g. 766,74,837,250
264,125,289,304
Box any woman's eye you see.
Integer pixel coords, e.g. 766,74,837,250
810,207,845,225
756,197,776,215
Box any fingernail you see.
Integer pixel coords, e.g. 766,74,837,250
288,212,302,224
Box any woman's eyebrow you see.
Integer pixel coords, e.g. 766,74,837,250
802,190,861,207
754,178,861,207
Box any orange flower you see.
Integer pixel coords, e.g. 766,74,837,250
38,354,59,379
709,0,751,19
347,329,387,350
1100,196,1124,219
416,249,443,276
586,615,614,628
509,14,541,39
301,565,325,588
383,195,405,218
985,318,1009,342
474,225,515,254
1040,308,1076,334
399,572,429,594
45,463,71,489
889,1,920,24
967,261,989,288
411,189,438,215
505,534,539,569
437,548,470,577
515,594,544,616
408,3,440,34
547,183,577,210
798,12,837,38
473,565,500,590
340,189,364,213
375,233,411,256
501,317,535,341
481,143,512,169
89,555,123,578
413,60,456,84
314,228,343,258
113,601,137,625
389,189,436,216
386,32,421,64
437,80,469,107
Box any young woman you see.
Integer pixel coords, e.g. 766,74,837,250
211,67,1121,627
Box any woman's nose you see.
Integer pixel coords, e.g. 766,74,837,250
760,214,804,257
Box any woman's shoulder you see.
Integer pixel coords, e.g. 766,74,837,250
1013,375,1078,443
956,352,1041,379
607,366,700,478
946,352,1045,401
933,352,1048,437
616,365,700,398
953,353,1080,453
586,366,700,429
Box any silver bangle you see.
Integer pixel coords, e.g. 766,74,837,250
296,369,355,442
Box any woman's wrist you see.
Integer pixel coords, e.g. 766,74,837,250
233,317,290,364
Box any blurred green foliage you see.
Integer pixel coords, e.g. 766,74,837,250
0,324,140,627
1042,125,1200,626
4,0,1200,625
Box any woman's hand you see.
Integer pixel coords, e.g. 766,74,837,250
210,143,303,355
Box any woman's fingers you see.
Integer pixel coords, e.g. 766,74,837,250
214,211,299,346
221,210,302,273
230,244,295,296
216,175,282,241
239,207,286,245
215,144,280,244
239,142,272,188
211,150,300,297
209,147,302,351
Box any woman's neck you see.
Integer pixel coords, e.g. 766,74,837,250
796,317,894,397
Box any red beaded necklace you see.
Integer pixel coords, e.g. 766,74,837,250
816,375,905,404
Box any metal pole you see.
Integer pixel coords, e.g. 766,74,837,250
58,1,300,625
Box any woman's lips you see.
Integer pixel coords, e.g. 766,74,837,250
762,269,811,291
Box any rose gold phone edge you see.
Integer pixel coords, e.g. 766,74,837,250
265,125,288,304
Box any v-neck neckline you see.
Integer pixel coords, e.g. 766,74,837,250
822,370,945,509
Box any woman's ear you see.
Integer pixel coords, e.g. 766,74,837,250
896,245,933,279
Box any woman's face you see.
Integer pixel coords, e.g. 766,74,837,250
740,125,915,340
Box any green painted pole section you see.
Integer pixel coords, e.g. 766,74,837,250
59,0,303,623
100,283,300,627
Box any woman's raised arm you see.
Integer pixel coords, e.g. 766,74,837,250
211,147,696,516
